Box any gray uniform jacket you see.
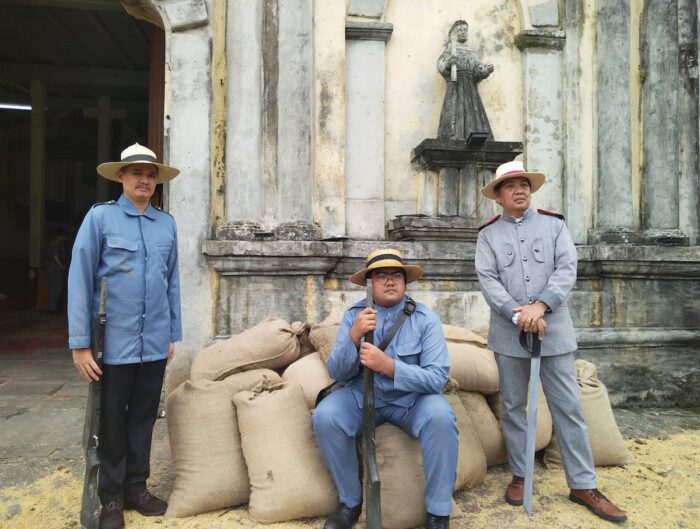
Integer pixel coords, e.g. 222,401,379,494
475,207,577,357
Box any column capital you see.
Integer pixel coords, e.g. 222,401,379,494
345,21,393,41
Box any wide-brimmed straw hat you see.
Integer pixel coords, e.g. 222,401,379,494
480,160,545,200
96,143,180,183
349,248,423,286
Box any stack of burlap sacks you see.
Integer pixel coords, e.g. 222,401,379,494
164,316,633,529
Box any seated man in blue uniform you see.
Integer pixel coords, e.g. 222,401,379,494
312,249,458,529
69,143,182,529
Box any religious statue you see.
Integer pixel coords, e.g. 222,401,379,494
437,20,494,141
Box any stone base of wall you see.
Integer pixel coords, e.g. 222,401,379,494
202,239,700,406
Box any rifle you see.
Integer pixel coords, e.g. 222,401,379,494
80,278,107,529
363,279,382,529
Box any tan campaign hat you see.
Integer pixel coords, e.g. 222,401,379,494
480,160,545,200
349,248,423,286
97,143,180,184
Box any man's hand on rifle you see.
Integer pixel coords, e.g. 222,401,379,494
72,348,102,382
359,342,395,379
350,307,377,345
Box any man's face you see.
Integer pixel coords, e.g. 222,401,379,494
495,176,531,217
371,267,406,308
453,24,468,43
118,163,158,204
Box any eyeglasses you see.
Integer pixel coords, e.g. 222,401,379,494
373,271,405,283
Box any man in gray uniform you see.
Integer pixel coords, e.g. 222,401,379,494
475,160,626,523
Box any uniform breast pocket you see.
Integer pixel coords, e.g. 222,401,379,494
394,339,421,366
532,238,546,263
157,242,172,262
496,243,516,270
104,237,138,272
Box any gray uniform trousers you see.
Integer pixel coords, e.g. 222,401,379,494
495,351,596,489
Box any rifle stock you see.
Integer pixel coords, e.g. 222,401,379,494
363,279,382,529
80,278,107,529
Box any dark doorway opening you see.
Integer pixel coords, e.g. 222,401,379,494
0,1,164,328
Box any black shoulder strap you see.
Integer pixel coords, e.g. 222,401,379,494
376,297,416,351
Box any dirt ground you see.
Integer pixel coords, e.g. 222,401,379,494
1,429,698,529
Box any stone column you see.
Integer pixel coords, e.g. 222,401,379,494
275,0,314,225
29,79,46,269
641,0,683,242
678,0,699,245
344,21,393,238
515,31,565,215
589,0,638,243
226,0,264,224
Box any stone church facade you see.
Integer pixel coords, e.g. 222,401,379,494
125,0,700,406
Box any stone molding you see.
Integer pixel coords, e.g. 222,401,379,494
515,30,565,50
124,0,209,32
576,327,700,348
345,21,393,41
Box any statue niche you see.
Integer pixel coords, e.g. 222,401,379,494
388,19,523,242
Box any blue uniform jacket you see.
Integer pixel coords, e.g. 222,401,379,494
68,194,182,365
326,296,450,409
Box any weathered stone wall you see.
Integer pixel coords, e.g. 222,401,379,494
149,0,700,406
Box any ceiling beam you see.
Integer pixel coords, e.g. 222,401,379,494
0,63,148,88
0,0,125,12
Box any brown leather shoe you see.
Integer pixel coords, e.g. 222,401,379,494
99,499,125,529
569,489,627,522
504,475,524,506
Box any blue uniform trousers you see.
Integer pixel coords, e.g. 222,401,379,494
312,387,458,516
495,352,597,489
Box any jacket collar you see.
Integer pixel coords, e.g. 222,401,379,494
118,194,157,220
500,207,535,223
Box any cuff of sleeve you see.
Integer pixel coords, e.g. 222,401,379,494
498,299,520,320
69,336,91,349
537,293,559,312
170,332,182,342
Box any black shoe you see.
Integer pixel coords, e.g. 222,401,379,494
123,488,167,516
324,503,362,529
99,499,125,529
425,512,450,529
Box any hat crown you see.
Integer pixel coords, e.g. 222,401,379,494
120,142,158,162
495,160,527,179
366,248,403,266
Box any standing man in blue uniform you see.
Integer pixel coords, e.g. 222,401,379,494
312,249,457,529
68,143,182,529
475,160,626,523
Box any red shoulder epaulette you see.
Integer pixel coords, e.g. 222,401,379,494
478,215,501,231
537,209,565,220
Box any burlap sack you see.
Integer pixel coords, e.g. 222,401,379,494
486,388,553,452
190,318,304,381
374,423,464,529
309,314,340,361
442,324,488,346
233,382,337,523
544,360,634,468
445,393,487,490
164,369,281,518
470,323,489,340
457,391,508,466
447,342,499,394
281,352,333,408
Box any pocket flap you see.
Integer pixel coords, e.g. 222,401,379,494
106,237,138,251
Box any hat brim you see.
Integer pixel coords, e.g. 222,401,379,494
349,263,423,286
480,172,545,200
96,161,180,184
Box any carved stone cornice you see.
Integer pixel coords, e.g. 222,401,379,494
515,30,565,50
345,21,393,41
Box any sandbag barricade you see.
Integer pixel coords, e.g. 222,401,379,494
442,324,488,346
165,369,281,518
457,391,509,466
486,387,553,452
190,317,305,381
544,359,634,468
233,381,338,523
282,352,333,408
447,342,500,394
308,314,340,361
